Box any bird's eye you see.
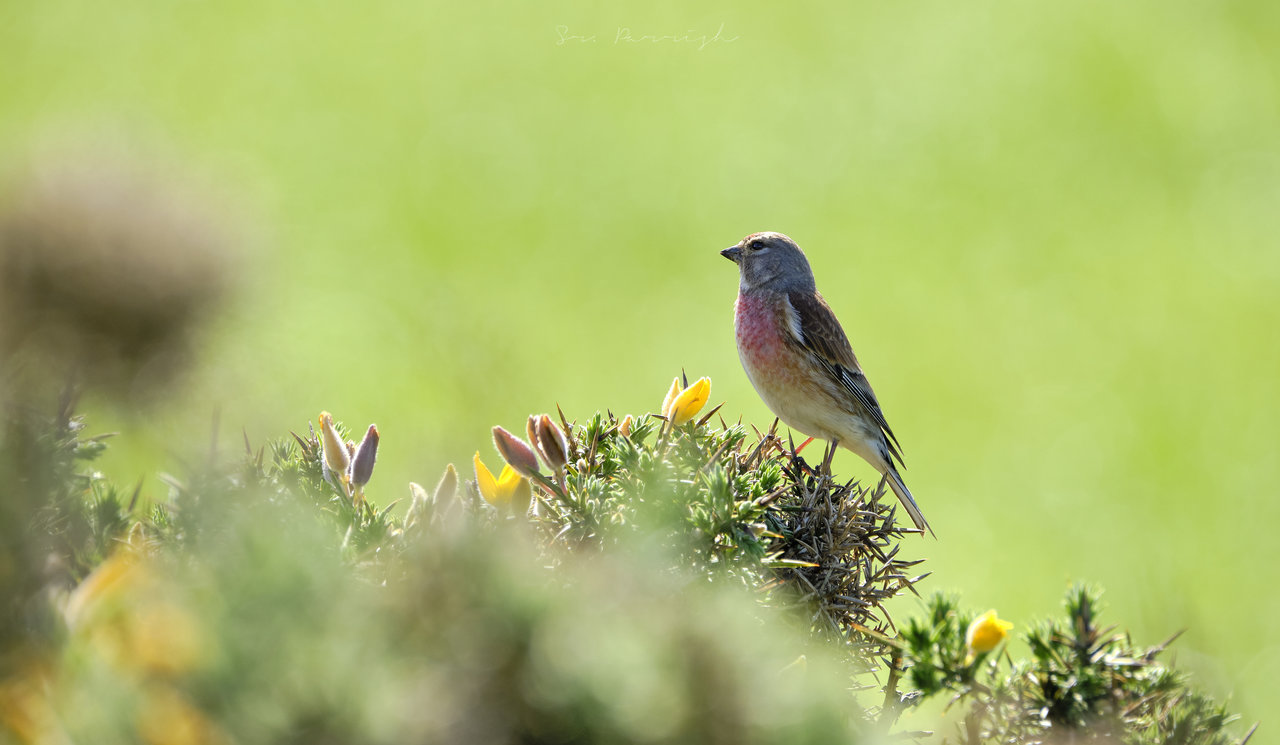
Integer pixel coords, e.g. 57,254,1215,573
747,239,765,251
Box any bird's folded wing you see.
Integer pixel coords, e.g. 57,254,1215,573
783,290,904,465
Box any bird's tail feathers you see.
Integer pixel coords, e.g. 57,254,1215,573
884,468,934,538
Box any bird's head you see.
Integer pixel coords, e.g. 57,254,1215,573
720,232,815,292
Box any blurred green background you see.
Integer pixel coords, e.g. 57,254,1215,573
3,0,1276,729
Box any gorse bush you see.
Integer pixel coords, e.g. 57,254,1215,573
0,377,1255,744
0,386,883,744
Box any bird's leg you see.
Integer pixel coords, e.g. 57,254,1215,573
787,435,820,477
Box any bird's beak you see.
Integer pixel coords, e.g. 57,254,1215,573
720,245,742,263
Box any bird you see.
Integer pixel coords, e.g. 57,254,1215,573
721,231,932,536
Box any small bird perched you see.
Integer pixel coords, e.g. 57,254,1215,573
721,232,932,536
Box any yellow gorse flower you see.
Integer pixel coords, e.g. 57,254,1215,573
965,610,1014,658
64,550,144,629
473,452,530,510
64,551,208,677
137,685,223,745
660,376,711,426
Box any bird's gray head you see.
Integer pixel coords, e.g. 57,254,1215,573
720,232,815,292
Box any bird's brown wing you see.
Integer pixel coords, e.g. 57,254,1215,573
784,290,904,466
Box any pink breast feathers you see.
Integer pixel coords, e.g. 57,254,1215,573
734,293,791,377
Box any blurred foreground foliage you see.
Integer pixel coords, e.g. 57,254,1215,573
0,386,1255,744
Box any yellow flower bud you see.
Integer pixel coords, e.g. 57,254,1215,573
966,610,1014,658
665,377,711,426
318,412,350,481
